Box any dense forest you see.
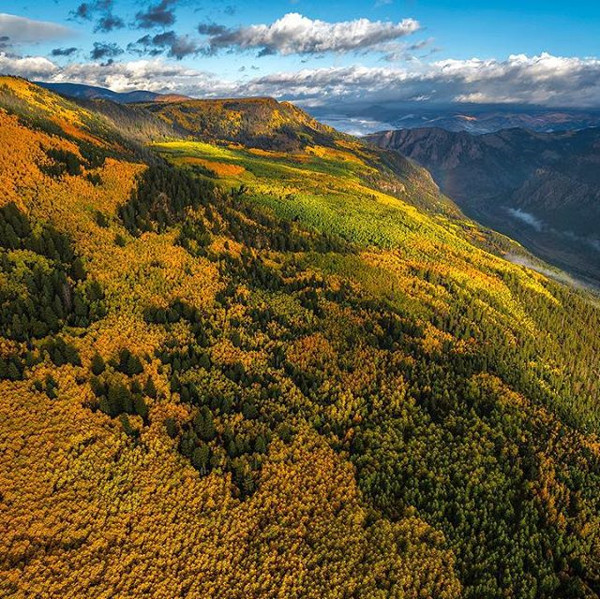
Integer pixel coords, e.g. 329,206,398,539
1,77,600,598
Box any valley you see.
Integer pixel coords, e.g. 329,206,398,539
367,126,600,286
1,77,600,598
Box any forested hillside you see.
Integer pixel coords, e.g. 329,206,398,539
366,126,600,285
139,96,340,151
1,77,600,599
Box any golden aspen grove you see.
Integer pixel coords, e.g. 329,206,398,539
1,77,600,598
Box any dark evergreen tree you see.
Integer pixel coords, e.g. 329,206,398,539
91,353,106,376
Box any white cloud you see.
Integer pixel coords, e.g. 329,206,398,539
0,53,58,78
238,53,600,108
508,208,544,231
0,14,73,44
62,61,231,95
0,52,234,95
203,12,420,56
2,51,600,111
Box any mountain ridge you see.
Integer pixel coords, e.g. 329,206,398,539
312,103,600,135
366,125,600,284
35,81,190,104
1,76,600,598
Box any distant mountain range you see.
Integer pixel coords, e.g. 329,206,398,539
310,103,600,135
367,126,600,284
35,81,600,136
35,81,189,104
3,76,600,598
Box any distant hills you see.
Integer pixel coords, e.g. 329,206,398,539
35,81,189,104
2,76,600,598
35,82,600,135
310,103,600,135
40,82,346,152
137,96,345,151
367,126,600,284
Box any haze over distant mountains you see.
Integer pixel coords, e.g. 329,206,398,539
34,82,600,136
367,126,600,285
310,103,600,136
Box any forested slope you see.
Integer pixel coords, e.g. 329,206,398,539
1,77,600,599
366,126,600,285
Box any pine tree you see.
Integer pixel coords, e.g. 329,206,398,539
91,353,106,376
117,348,131,372
42,305,59,332
133,395,149,423
179,429,197,457
7,362,20,381
143,376,157,398
4,223,20,249
71,257,86,280
50,345,65,366
10,313,24,340
254,434,267,454
127,353,144,376
104,382,134,417
194,407,216,442
120,414,138,438
45,374,58,399
63,342,81,366
94,211,109,228
90,376,105,397
191,443,210,475
227,438,238,458
165,417,178,439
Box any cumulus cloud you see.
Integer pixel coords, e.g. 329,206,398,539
238,54,600,108
0,52,232,96
60,59,235,96
3,51,600,112
134,0,177,29
200,12,420,56
0,52,58,78
0,13,73,43
128,31,199,59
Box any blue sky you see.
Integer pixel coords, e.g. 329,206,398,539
1,0,599,112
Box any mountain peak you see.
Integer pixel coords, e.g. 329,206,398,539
34,80,190,104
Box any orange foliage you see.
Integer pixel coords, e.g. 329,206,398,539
0,383,460,597
177,156,246,176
